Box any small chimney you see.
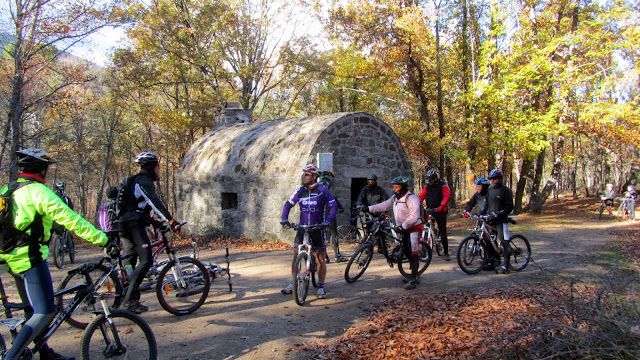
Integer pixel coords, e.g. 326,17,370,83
215,101,253,129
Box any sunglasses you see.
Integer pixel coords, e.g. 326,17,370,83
302,172,313,176
489,177,498,180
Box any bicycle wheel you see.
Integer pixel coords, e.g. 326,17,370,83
56,265,123,329
598,203,605,220
344,243,374,283
52,234,65,269
397,240,432,277
435,235,445,257
0,333,6,356
310,255,318,289
66,232,75,264
617,203,628,221
507,234,531,272
81,309,157,360
457,235,487,275
337,224,361,244
292,252,310,305
156,257,211,316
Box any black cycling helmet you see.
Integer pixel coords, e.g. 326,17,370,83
135,152,159,169
55,180,66,191
367,174,378,181
390,176,409,198
16,148,57,173
475,177,490,185
488,168,503,179
425,168,438,181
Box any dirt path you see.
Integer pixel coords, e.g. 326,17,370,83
8,212,631,360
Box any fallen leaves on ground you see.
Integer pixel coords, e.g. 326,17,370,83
311,288,557,360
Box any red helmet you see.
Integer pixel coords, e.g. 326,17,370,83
302,164,319,175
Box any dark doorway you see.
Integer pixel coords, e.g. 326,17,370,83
350,178,368,209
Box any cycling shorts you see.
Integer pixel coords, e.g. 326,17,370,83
294,228,326,252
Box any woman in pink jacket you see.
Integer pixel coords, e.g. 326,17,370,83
365,177,423,289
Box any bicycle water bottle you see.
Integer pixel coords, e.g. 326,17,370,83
124,264,134,281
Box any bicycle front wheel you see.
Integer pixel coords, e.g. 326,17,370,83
52,234,64,269
156,257,211,315
81,309,157,360
57,265,123,329
337,224,362,244
457,235,486,275
508,234,531,272
344,243,374,283
397,240,432,277
293,252,310,305
66,232,75,264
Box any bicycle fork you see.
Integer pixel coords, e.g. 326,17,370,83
97,298,127,356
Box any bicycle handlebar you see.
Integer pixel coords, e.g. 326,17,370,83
288,223,323,231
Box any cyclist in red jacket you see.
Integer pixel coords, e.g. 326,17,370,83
418,168,451,261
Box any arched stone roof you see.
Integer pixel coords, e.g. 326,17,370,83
177,112,413,241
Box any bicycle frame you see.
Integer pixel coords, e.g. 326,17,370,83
361,213,403,266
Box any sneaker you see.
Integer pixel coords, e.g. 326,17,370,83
482,262,495,271
39,347,75,360
318,287,326,299
402,276,420,284
404,280,417,290
125,301,149,314
281,284,293,294
498,266,511,275
335,256,348,263
444,254,451,261
325,254,330,263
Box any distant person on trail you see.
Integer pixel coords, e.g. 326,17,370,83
483,168,514,274
600,183,616,218
280,164,339,299
624,184,637,220
463,177,497,270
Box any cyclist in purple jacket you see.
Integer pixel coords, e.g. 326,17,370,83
280,164,339,299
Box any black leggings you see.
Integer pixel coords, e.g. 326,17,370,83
121,225,153,304
433,212,449,255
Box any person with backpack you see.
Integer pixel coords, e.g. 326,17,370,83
0,148,111,360
364,176,423,290
98,186,118,233
51,180,74,238
117,151,180,314
418,168,451,261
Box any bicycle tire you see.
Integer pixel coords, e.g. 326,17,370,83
617,202,629,221
0,333,6,357
507,234,531,272
310,255,318,289
52,234,64,269
344,243,374,283
156,257,211,316
66,232,75,264
293,252,310,305
598,203,605,220
397,240,432,277
81,309,157,360
457,235,486,275
56,264,123,329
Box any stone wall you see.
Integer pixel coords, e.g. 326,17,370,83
177,112,413,243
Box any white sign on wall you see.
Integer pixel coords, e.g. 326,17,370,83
317,153,334,171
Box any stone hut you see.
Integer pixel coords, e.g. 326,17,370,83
176,111,413,242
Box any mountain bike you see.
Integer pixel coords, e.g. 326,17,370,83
420,208,444,257
51,226,75,269
57,223,211,329
616,198,633,221
457,214,531,275
0,259,157,359
286,224,320,306
344,212,432,283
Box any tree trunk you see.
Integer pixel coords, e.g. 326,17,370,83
529,137,565,213
514,158,532,214
525,147,546,212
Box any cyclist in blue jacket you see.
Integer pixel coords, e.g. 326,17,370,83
280,164,339,299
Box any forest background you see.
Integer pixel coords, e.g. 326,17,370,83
1,0,639,225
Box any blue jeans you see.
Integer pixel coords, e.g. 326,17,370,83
5,261,56,360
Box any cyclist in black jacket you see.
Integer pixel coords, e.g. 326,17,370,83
356,174,388,217
483,169,514,274
118,152,180,313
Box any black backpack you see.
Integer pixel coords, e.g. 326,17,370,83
0,180,41,253
114,175,138,220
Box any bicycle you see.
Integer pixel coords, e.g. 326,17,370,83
616,197,633,221
344,212,432,283
456,214,531,275
0,258,157,359
286,223,320,306
57,223,212,329
51,226,75,269
420,208,444,257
